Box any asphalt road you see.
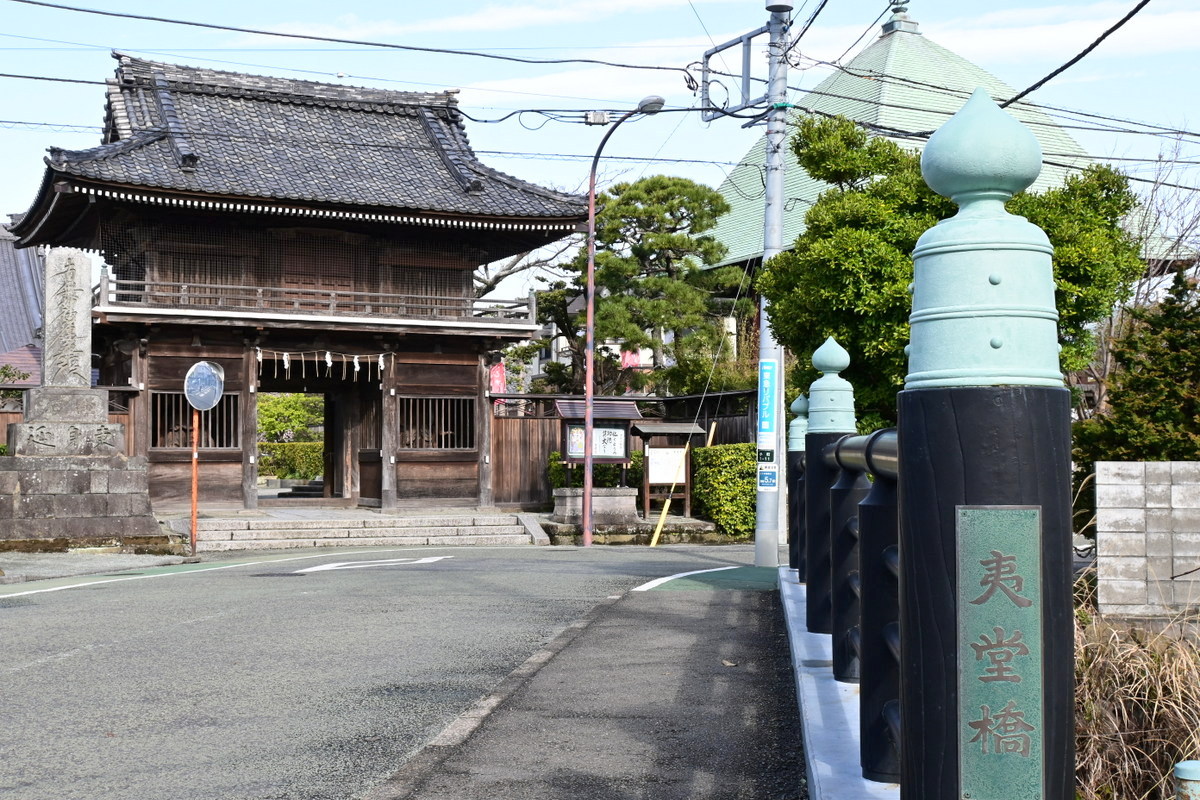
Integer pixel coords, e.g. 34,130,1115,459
0,545,760,800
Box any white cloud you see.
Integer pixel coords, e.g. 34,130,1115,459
458,21,878,110
925,4,1200,65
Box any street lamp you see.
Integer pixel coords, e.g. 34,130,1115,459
582,95,665,547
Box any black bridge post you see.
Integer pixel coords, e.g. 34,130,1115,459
804,338,857,635
897,91,1074,800
787,395,808,576
827,436,870,683
854,429,901,783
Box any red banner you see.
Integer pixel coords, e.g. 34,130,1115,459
489,362,506,408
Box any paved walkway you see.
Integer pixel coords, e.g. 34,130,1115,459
366,566,805,800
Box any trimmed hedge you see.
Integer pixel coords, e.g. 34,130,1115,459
548,450,644,490
692,443,756,540
259,442,323,480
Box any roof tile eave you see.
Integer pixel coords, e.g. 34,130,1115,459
60,174,587,223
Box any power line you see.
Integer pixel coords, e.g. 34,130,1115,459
1001,0,1153,107
0,31,670,108
0,71,103,86
783,0,833,57
831,3,893,65
7,63,1195,157
0,115,750,170
706,60,1200,144
793,56,1200,140
5,0,697,83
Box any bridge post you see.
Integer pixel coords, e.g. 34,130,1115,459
787,394,808,576
804,337,857,635
897,89,1074,800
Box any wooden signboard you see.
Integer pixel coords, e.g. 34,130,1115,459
643,445,691,519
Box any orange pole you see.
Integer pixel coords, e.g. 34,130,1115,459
190,408,199,556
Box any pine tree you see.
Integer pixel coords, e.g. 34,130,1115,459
1074,269,1200,462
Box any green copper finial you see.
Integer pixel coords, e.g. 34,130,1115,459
906,89,1063,390
921,89,1042,207
808,338,857,434
788,394,809,451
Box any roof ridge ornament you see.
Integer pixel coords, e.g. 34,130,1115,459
419,107,485,195
151,71,200,172
882,2,919,35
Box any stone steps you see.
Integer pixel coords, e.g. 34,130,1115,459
177,514,534,552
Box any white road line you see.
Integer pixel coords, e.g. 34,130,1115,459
0,549,426,598
294,556,453,573
631,566,739,592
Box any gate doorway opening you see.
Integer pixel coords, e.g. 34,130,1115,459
255,391,329,501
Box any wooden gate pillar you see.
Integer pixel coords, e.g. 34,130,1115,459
897,89,1073,800
380,351,398,511
241,343,258,509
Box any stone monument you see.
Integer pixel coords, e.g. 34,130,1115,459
1,248,162,551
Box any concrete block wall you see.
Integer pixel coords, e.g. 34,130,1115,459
1096,461,1200,617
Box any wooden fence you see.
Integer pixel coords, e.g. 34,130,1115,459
489,406,754,508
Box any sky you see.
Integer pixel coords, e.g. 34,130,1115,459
2,0,1197,234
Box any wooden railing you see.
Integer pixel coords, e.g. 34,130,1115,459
97,275,535,323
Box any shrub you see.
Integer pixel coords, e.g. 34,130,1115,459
691,443,756,539
1072,570,1200,799
258,442,323,480
257,392,324,443
547,450,643,490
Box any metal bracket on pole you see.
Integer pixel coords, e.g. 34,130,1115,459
699,24,769,122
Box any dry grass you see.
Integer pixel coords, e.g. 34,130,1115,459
1075,571,1200,799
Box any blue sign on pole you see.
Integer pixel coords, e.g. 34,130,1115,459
757,463,779,491
757,359,778,451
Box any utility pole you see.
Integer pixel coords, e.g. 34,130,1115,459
700,1,791,568
700,3,792,573
755,2,791,568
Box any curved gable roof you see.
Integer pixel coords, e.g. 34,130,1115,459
710,11,1091,267
34,53,585,221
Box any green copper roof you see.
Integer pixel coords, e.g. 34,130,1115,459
710,9,1092,268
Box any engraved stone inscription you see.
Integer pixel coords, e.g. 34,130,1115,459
41,249,93,388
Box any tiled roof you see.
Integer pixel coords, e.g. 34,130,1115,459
0,223,43,353
0,343,41,386
710,10,1092,267
42,53,585,220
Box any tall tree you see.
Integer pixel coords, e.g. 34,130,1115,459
758,114,1145,427
535,174,741,395
1074,268,1200,463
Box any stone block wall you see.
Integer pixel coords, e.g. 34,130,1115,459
0,455,165,551
1095,461,1200,617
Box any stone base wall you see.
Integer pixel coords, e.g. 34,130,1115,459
1096,461,1200,617
0,455,167,552
551,487,641,525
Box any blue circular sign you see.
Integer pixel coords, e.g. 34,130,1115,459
184,361,225,411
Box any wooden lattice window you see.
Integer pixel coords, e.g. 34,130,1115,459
392,268,472,316
398,396,475,449
151,392,240,449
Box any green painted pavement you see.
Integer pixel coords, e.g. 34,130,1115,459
649,566,779,591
